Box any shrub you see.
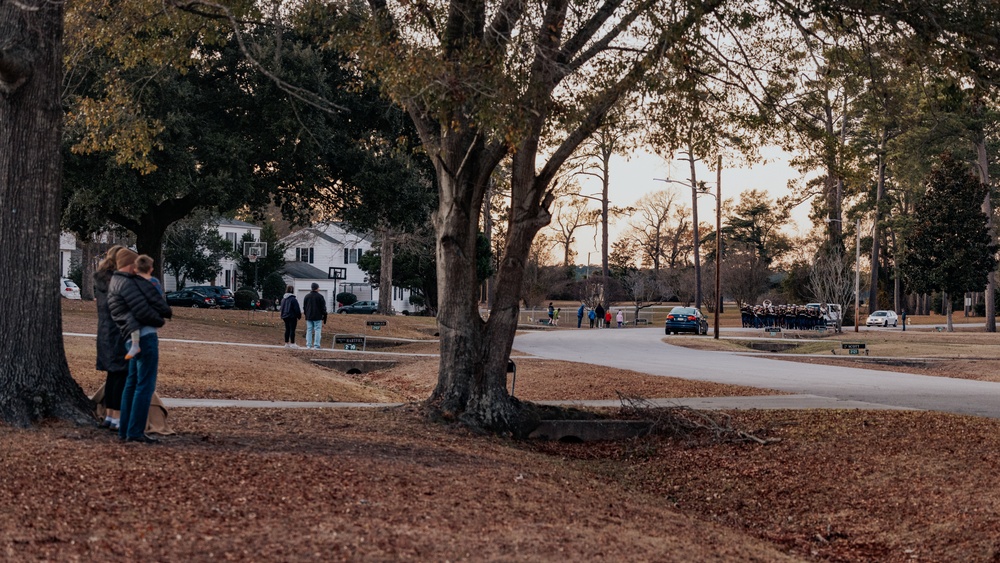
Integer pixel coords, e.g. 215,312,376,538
262,272,286,302
234,289,259,309
336,292,357,306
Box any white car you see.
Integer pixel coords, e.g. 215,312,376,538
866,310,898,327
60,278,81,300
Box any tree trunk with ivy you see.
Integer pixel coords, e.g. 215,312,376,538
0,1,95,426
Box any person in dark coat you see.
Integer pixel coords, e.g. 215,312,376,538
95,245,127,430
280,285,302,348
108,249,172,444
302,283,327,350
594,304,605,328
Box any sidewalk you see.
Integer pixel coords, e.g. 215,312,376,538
162,394,916,412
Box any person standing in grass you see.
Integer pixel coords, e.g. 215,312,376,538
108,249,172,444
303,283,327,350
94,245,127,430
280,285,302,348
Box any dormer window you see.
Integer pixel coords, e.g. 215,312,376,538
296,247,314,263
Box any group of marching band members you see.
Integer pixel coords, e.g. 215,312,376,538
740,303,830,330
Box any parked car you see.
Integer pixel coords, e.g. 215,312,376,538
336,300,378,314
187,285,236,309
665,306,709,335
166,289,216,308
60,278,81,300
866,310,899,327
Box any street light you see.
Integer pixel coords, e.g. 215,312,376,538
825,216,862,333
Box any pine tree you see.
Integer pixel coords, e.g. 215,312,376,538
900,153,997,330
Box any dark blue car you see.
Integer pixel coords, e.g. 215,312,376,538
665,306,709,335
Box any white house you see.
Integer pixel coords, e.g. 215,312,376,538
278,222,418,314
215,218,263,291
158,218,262,291
59,232,80,278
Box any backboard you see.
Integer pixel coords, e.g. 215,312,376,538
243,241,267,258
328,267,347,280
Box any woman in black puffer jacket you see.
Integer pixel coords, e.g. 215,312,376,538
94,245,127,430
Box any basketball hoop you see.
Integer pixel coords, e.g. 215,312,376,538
249,254,258,263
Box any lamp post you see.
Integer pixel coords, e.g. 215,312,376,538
825,216,862,333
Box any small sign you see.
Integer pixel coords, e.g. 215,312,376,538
334,335,366,351
842,343,865,355
765,327,781,334
367,320,388,329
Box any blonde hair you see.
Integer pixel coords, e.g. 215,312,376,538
97,245,126,273
116,249,138,270
135,254,154,275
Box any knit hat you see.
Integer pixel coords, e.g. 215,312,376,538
116,249,138,270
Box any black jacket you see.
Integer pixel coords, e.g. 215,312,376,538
108,272,172,339
280,294,302,320
94,270,128,372
303,291,328,323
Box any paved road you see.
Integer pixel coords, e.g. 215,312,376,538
514,327,1000,418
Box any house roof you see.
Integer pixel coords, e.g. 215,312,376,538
280,228,343,247
282,261,333,280
216,218,261,229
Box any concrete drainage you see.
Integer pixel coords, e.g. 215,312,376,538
529,420,654,442
312,359,398,374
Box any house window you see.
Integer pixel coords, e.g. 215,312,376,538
344,248,361,264
296,248,314,264
224,270,231,288
225,232,237,251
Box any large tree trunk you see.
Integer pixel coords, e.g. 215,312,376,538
975,128,996,331
0,2,95,426
377,227,394,315
134,226,167,282
79,236,98,301
869,134,887,313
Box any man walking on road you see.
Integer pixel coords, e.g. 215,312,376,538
303,283,328,350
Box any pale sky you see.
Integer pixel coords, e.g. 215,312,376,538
565,145,816,265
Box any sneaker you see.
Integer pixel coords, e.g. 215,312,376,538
313,346,321,350
289,343,299,349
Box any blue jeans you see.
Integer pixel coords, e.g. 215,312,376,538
305,320,323,348
119,332,159,440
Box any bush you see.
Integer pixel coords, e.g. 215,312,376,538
336,292,357,306
262,272,285,302
234,289,259,310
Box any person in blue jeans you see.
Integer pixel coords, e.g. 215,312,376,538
302,283,328,349
107,249,172,444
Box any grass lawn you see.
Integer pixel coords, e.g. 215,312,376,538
1,301,999,561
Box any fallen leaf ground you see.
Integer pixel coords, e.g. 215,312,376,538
1,302,998,561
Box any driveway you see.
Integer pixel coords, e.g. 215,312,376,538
514,327,1000,418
